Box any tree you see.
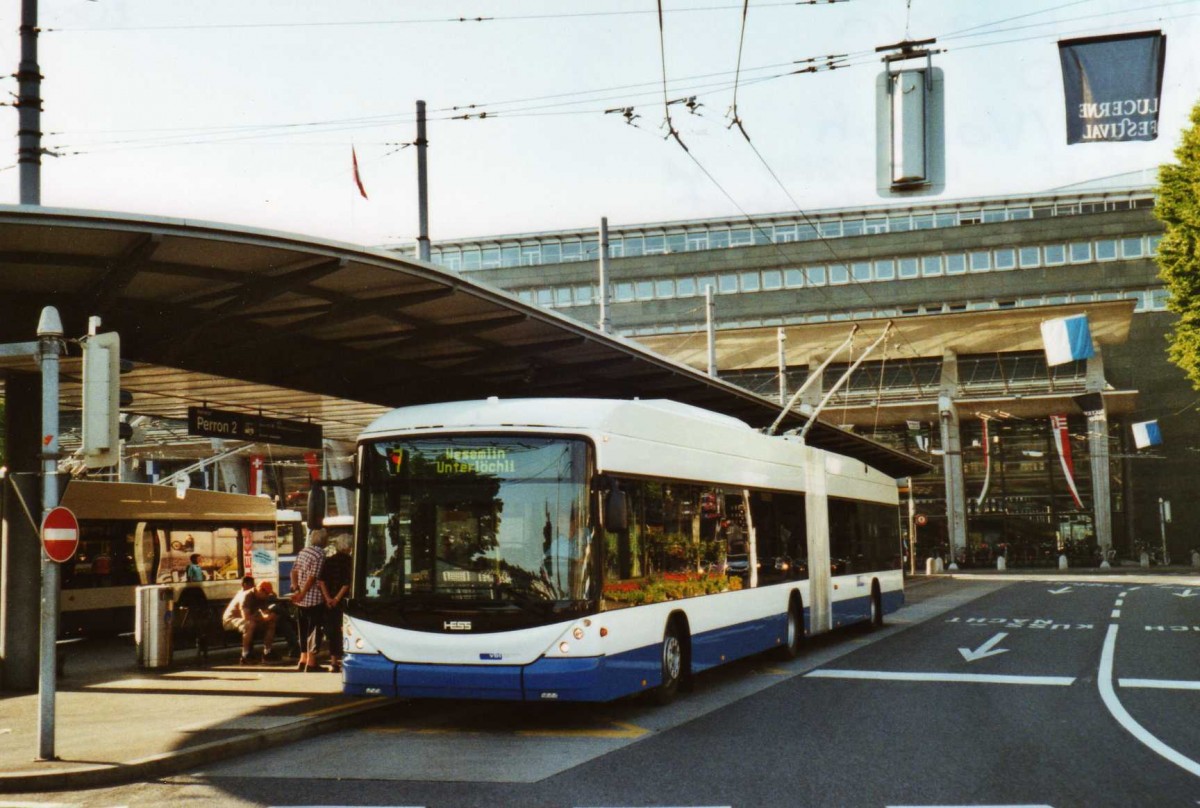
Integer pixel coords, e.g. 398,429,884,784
1155,99,1200,389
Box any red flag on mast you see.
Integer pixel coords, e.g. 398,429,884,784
1050,415,1084,509
352,146,369,199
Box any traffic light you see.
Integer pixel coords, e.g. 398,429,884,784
80,331,123,469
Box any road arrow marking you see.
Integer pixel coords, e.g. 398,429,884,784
959,632,1010,662
1173,589,1197,598
1048,587,1073,595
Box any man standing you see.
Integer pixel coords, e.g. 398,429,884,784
222,576,277,665
291,528,327,672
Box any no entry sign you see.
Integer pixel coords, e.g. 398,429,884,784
41,506,79,563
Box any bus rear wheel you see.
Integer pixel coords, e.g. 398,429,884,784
653,621,684,705
870,585,884,628
773,598,804,660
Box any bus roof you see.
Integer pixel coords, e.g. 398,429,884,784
60,481,278,522
359,398,919,482
361,397,749,438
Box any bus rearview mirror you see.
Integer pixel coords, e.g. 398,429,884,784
603,485,628,532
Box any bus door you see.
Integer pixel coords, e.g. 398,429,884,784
275,511,304,596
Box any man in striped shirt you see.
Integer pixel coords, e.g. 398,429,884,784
290,528,327,672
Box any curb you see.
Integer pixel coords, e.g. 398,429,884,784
0,696,391,793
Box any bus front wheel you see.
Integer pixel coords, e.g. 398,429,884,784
654,621,684,705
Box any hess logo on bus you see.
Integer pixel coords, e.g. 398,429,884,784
443,620,472,631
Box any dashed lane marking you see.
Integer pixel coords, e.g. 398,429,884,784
370,720,650,740
518,721,649,739
1119,678,1200,691
302,695,387,718
806,670,1075,686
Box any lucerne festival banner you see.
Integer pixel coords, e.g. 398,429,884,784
1058,30,1166,144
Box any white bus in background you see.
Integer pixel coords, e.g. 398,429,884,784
58,481,280,634
276,508,305,596
343,398,907,704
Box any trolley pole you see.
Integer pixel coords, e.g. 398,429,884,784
36,306,64,761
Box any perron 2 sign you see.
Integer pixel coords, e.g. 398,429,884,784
187,406,323,449
1058,30,1166,145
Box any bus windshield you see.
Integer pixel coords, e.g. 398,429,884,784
359,436,595,621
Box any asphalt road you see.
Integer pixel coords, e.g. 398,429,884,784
7,577,1199,807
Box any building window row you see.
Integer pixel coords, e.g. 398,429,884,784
515,234,1161,310
617,287,1170,338
426,196,1155,271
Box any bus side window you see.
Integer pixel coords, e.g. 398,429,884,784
600,481,644,610
829,498,858,575
776,493,808,580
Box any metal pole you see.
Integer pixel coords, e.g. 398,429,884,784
416,100,431,263
36,306,63,761
598,218,611,333
777,328,787,405
18,0,41,205
1159,497,1168,565
766,325,859,436
908,477,917,576
705,286,717,378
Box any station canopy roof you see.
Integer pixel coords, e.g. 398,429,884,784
0,206,929,478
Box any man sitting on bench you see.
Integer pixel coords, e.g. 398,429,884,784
222,576,277,665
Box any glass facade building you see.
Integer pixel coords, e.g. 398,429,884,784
385,174,1192,566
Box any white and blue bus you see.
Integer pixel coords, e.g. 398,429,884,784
343,398,906,703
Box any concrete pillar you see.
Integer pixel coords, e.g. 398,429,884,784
216,458,249,494
938,350,967,570
1084,349,1113,567
803,359,823,411
1,372,43,690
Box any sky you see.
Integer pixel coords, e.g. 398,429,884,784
2,0,1199,248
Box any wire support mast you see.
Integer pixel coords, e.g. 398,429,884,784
656,0,689,152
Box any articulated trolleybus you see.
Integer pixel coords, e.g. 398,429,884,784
344,398,905,703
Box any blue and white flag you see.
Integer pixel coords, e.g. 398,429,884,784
1041,314,1095,366
1132,420,1163,449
